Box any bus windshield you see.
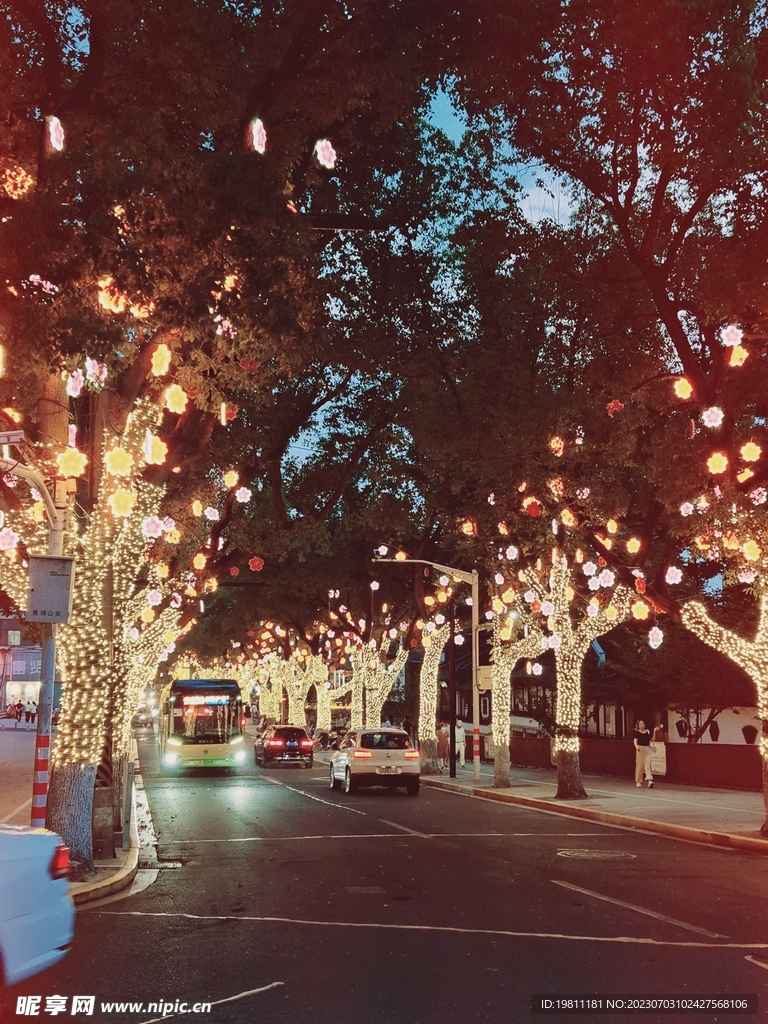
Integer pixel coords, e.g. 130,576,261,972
171,693,240,744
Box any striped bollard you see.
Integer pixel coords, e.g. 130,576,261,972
31,733,51,827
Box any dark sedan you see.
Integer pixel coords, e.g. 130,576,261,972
254,725,314,768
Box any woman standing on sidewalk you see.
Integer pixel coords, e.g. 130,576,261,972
633,720,653,788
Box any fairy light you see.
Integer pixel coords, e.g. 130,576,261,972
682,595,768,760
0,399,174,779
351,643,409,731
489,617,542,762
417,622,451,762
513,552,632,758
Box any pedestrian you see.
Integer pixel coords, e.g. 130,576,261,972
29,700,37,725
14,699,23,728
455,718,466,767
24,699,33,726
402,716,414,742
436,721,450,769
381,716,392,728
633,719,653,788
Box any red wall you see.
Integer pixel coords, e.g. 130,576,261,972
508,735,762,791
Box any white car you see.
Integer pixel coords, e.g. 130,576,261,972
329,728,420,795
0,825,75,988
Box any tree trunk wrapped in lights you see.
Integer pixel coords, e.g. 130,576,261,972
349,652,365,730
489,620,543,788
682,594,768,834
361,645,409,729
516,550,632,799
417,622,451,775
274,652,328,728
0,398,166,867
315,679,333,735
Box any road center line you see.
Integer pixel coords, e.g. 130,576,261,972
97,910,766,949
378,818,431,838
551,880,728,939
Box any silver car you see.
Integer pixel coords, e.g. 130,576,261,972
0,825,75,987
329,728,420,795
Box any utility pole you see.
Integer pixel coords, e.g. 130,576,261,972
0,436,72,827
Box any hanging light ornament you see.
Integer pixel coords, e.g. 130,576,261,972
108,488,137,517
701,407,724,428
47,116,64,151
707,452,729,474
673,378,693,399
740,442,762,463
249,118,267,154
104,447,134,476
720,325,743,347
315,139,337,169
56,448,87,478
164,384,188,414
151,344,172,376
144,432,168,466
729,345,748,367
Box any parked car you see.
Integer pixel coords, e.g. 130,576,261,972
254,725,314,768
0,825,75,988
329,728,420,794
131,706,149,727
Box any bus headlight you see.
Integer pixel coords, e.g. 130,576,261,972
163,752,178,764
234,750,246,763
167,736,182,747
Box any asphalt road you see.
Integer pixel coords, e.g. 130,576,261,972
8,728,768,1023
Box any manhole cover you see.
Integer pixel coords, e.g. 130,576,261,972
557,849,637,860
345,886,385,894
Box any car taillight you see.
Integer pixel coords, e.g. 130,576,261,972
352,750,372,758
49,844,70,880
269,739,285,747
300,739,313,748
404,749,420,759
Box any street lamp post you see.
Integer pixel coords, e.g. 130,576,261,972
373,556,482,782
0,446,69,827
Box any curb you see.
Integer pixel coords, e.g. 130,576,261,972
420,777,768,855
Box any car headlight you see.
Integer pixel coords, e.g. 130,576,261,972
163,752,178,764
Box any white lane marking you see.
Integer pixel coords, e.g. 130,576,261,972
378,818,431,838
162,834,409,844
137,982,285,1023
745,955,768,971
551,880,728,939
145,831,619,845
97,910,767,949
273,780,368,815
0,796,31,823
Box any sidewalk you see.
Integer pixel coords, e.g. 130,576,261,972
418,761,768,854
0,720,140,905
